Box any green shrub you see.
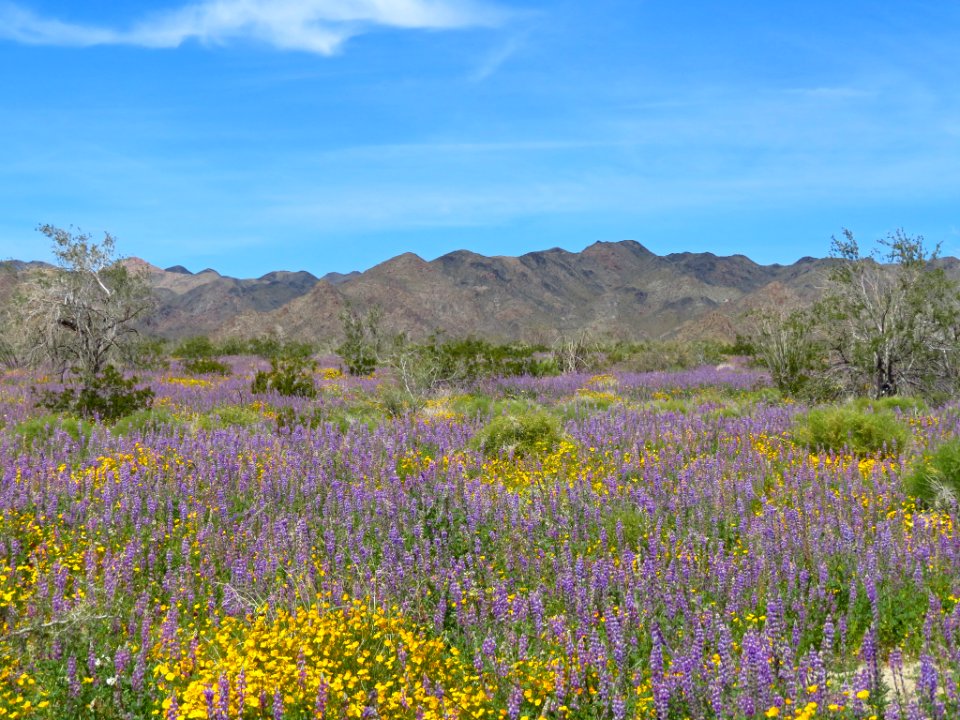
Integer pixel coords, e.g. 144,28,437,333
127,336,169,370
250,336,314,361
251,355,317,398
905,439,960,506
183,357,232,376
175,335,216,359
195,405,264,430
854,396,927,414
471,411,563,458
15,413,94,446
376,385,422,418
35,365,154,422
792,405,909,456
111,407,183,436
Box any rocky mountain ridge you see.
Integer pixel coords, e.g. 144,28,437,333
1,241,852,345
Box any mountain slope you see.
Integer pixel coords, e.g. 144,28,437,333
219,241,834,346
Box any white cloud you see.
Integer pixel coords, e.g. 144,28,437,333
0,0,504,53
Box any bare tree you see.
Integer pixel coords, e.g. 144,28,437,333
552,330,597,374
14,225,154,379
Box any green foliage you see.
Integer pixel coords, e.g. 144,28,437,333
750,307,832,399
376,384,422,418
125,336,169,371
603,339,729,372
111,407,183,436
450,395,537,419
195,405,264,430
338,304,384,376
726,334,756,357
905,438,960,506
471,411,564,458
428,337,555,383
853,395,927,414
14,413,94,446
215,336,250,356
183,357,232,376
35,365,154,422
251,355,317,397
824,228,960,398
248,335,314,361
175,335,217,359
22,225,154,377
791,405,909,456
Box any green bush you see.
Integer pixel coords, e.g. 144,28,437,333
251,355,317,398
792,405,909,456
854,396,927,414
35,365,154,422
111,407,183,436
183,357,232,376
175,335,216,359
15,413,94,447
249,336,314,361
471,411,564,458
905,439,960,506
126,336,169,371
195,405,264,430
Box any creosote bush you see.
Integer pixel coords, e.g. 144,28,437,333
471,410,563,458
905,438,960,507
791,404,909,456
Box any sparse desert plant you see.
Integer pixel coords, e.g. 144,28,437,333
792,404,909,456
471,410,563,458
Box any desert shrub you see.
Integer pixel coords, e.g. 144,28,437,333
905,438,960,507
111,407,183,436
376,385,422,418
183,357,232,376
126,336,169,371
472,411,563,458
35,365,154,422
452,395,537,419
605,339,729,373
175,335,216,359
854,396,927,414
15,413,94,446
792,405,909,456
251,355,317,398
249,335,314,361
216,336,250,356
195,405,264,430
428,337,555,383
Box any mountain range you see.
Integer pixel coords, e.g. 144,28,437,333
1,241,861,346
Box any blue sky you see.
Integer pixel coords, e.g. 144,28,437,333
1,0,958,277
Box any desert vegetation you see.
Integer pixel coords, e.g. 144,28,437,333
1,227,960,719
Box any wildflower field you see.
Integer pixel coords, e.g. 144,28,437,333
1,361,959,719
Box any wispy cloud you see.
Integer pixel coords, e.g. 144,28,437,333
470,34,521,81
0,0,505,53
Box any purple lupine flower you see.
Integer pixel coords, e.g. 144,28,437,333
66,655,80,697
272,687,284,720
